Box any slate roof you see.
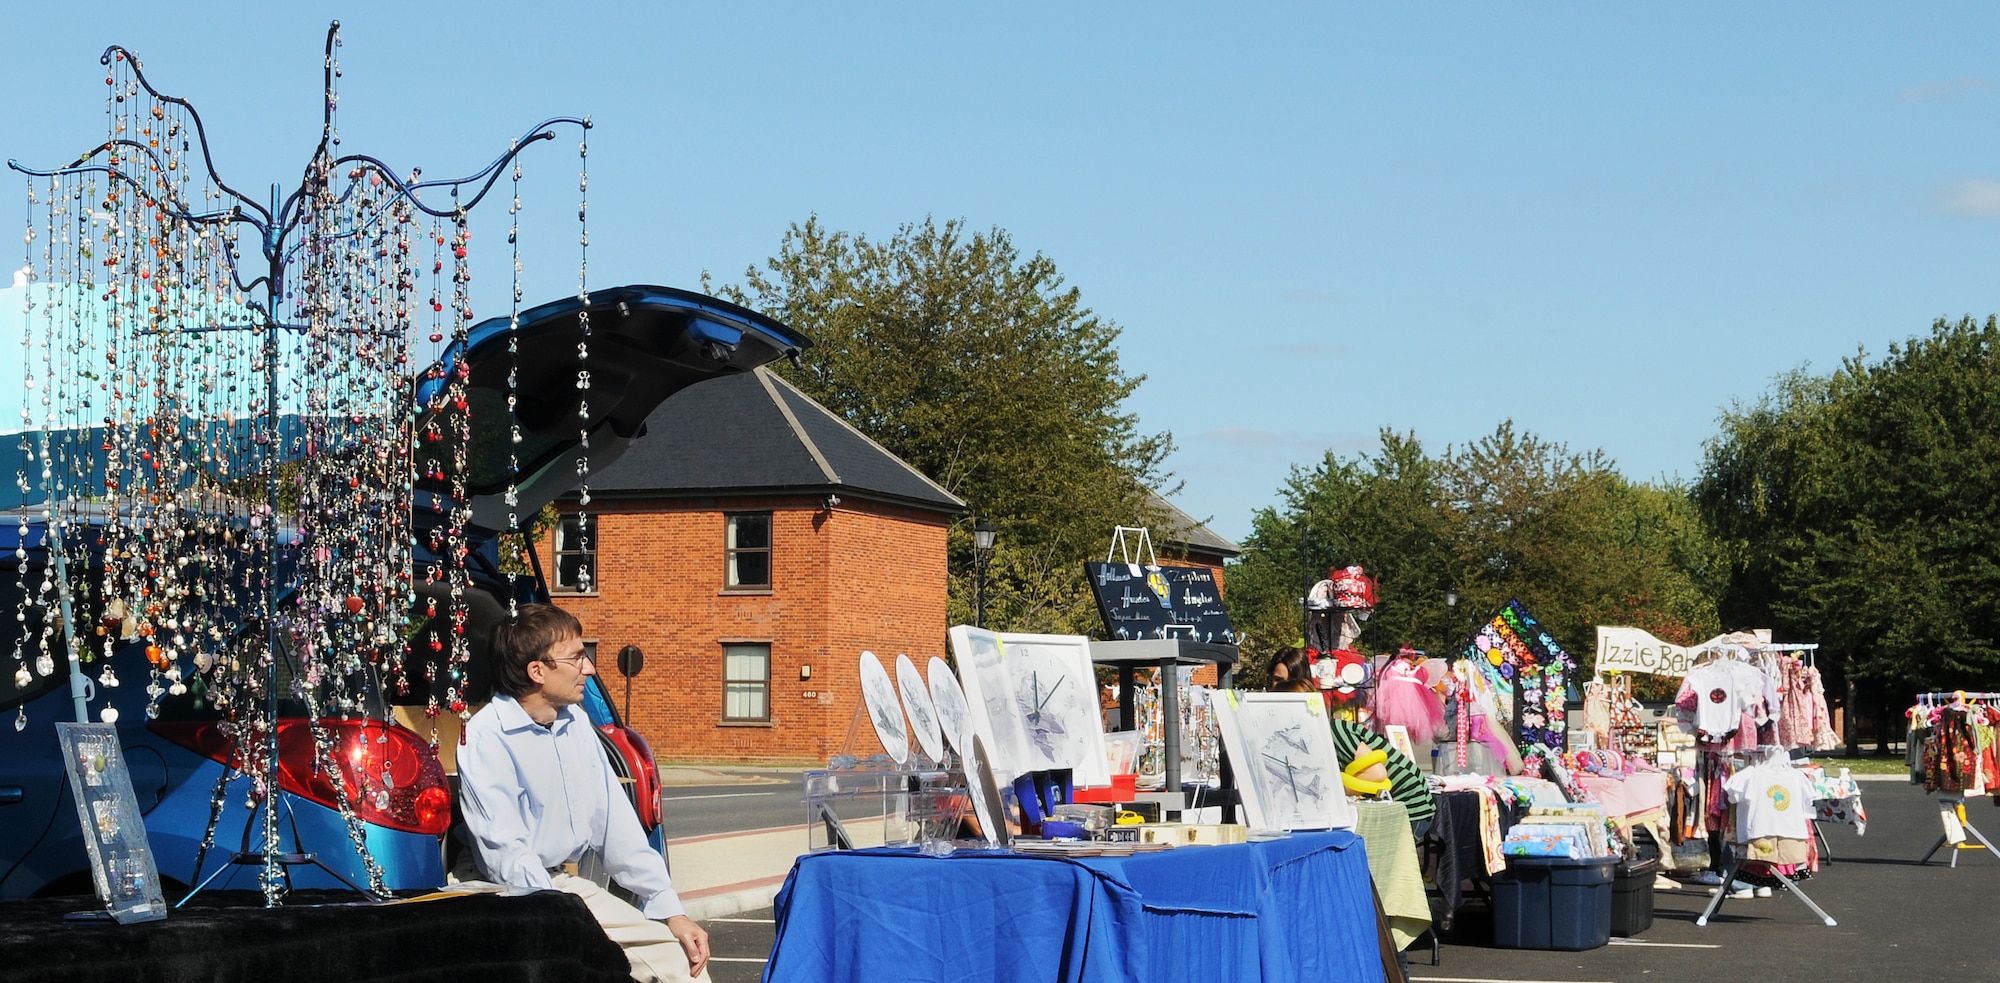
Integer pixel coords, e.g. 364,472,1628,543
1146,487,1241,558
579,368,965,514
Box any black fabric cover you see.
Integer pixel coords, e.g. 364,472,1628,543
0,889,632,983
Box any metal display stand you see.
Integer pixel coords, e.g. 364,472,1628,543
1089,638,1237,818
1919,796,1999,867
1694,851,1838,927
806,702,960,852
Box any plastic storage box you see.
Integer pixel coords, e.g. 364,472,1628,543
1490,855,1615,950
1611,859,1657,937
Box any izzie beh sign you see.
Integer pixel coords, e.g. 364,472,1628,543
1593,626,1732,677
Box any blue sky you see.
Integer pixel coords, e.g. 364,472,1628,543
4,3,1999,541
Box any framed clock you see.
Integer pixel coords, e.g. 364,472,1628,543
948,626,1111,788
1213,691,1355,831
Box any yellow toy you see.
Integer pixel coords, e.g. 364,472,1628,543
1342,747,1392,796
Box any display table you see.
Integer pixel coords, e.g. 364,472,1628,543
1351,800,1431,950
0,889,631,983
763,830,1383,983
1423,789,1522,927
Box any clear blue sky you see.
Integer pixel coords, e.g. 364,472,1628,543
5,3,1999,542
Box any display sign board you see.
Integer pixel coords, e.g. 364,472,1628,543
1081,562,1236,643
1594,626,1697,677
1595,627,1752,678
56,722,166,923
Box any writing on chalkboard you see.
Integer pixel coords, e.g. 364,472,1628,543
1082,562,1237,643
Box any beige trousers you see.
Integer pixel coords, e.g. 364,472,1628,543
447,862,696,982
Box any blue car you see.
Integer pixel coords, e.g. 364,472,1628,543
0,285,808,900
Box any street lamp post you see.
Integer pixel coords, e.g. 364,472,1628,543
973,517,997,629
1445,589,1459,655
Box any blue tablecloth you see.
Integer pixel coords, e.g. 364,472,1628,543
762,831,1385,983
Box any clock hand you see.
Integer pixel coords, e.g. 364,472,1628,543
1037,674,1067,711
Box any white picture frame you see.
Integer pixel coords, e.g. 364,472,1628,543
948,626,1111,788
1213,690,1355,831
1383,724,1417,765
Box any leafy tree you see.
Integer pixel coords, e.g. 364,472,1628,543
1696,316,2000,731
1228,423,1722,683
712,216,1176,634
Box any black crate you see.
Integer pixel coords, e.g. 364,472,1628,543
1611,859,1657,937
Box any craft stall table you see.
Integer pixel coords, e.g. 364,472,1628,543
1350,800,1431,950
1574,769,1677,869
0,890,632,983
762,830,1384,983
1423,789,1520,926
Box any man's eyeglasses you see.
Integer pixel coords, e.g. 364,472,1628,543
545,653,595,670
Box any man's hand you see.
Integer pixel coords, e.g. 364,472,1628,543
665,914,710,977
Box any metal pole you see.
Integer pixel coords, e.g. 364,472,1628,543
1161,658,1181,809
1299,522,1311,647
974,552,986,629
263,183,285,898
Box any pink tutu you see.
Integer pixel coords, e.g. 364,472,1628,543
1374,660,1444,746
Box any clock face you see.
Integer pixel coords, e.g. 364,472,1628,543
1011,649,1088,770
896,653,945,763
928,656,974,758
947,627,1110,787
859,651,909,764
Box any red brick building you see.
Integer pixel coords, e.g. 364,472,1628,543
537,367,1244,765
540,368,964,766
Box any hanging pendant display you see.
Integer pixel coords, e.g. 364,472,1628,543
9,22,589,905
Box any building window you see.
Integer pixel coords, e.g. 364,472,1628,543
723,642,771,721
554,514,596,592
725,513,772,589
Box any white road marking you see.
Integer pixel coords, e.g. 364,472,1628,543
707,957,769,964
664,791,778,801
707,917,776,924
1607,939,1723,949
1412,978,1616,983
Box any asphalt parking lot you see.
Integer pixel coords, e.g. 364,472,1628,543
700,776,1997,982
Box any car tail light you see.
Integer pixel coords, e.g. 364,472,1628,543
600,724,663,830
150,717,452,836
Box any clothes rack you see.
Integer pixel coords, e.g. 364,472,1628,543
1694,853,1838,927
1909,691,2000,866
1918,797,1999,867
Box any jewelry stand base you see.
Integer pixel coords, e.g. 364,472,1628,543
176,852,381,908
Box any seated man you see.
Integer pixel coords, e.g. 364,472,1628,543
456,604,708,981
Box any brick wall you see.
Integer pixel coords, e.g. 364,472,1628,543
544,495,948,766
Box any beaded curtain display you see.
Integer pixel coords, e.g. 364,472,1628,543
10,23,587,902
1132,667,1220,785
1462,600,1576,752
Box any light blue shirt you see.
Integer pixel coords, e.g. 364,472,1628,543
458,693,684,919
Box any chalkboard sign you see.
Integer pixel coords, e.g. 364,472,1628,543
1082,562,1236,643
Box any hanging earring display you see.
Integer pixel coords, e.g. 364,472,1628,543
11,22,588,906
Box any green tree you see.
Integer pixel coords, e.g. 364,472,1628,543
713,216,1175,634
1228,423,1722,683
1696,316,2000,727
